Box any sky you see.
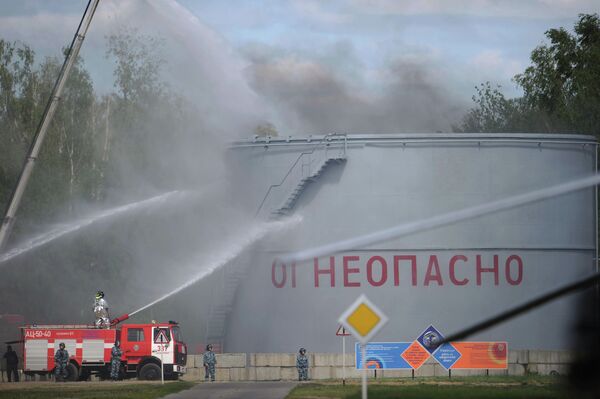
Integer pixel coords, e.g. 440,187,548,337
0,0,598,133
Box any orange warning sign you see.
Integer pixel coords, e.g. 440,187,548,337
401,341,430,369
451,342,508,369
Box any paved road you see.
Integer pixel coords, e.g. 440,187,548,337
162,381,297,399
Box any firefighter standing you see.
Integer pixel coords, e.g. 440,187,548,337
3,345,19,382
110,341,122,381
296,347,309,381
203,344,216,382
54,342,69,382
94,291,110,328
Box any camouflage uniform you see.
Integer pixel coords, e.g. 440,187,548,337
54,347,69,381
203,349,216,381
296,352,309,381
110,344,122,380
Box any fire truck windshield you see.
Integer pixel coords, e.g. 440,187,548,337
172,326,183,342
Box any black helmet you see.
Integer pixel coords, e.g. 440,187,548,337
59,342,66,349
206,344,212,351
299,347,306,354
96,291,104,299
115,340,120,347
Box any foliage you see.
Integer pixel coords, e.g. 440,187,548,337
0,41,101,237
0,27,203,246
456,13,600,136
106,28,166,104
104,27,203,195
456,82,517,133
0,40,37,210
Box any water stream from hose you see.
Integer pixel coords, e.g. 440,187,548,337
129,215,303,316
0,191,185,265
282,173,600,263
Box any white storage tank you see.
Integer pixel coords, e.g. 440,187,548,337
222,133,597,352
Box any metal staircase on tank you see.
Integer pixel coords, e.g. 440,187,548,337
204,135,348,350
204,257,249,351
256,134,347,219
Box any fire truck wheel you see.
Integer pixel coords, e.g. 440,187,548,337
65,363,79,382
79,368,91,381
139,363,162,381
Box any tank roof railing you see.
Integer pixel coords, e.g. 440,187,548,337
232,133,597,148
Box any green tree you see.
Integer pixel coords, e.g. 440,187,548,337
106,28,165,104
456,13,600,136
28,52,100,215
455,82,517,133
104,28,206,194
0,40,37,209
0,41,102,241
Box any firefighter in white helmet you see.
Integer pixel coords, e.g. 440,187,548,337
94,291,110,328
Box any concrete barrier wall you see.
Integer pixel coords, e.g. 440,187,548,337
181,350,574,382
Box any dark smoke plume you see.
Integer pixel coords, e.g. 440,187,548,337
243,43,467,134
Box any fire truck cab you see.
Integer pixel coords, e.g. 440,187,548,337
21,319,187,381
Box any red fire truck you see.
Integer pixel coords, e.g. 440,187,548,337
20,314,187,381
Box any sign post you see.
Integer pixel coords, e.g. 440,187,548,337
338,295,388,399
336,325,350,385
161,352,164,385
343,334,346,385
153,327,171,385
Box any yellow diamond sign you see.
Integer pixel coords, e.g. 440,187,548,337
347,304,381,336
339,295,388,344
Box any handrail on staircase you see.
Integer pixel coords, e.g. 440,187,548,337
254,134,346,217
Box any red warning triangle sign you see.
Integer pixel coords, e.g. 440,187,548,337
336,325,350,336
154,329,170,343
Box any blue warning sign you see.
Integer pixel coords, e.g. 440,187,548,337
416,325,444,354
433,343,461,369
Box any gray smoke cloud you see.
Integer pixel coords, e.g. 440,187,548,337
243,42,467,134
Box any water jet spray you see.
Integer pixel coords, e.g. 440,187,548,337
282,173,600,263
126,215,302,318
0,191,185,265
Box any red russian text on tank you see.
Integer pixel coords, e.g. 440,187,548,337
271,254,524,288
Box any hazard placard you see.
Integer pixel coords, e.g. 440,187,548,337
153,328,171,344
336,325,351,336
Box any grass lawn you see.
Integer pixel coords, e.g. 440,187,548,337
0,380,195,399
287,376,568,399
